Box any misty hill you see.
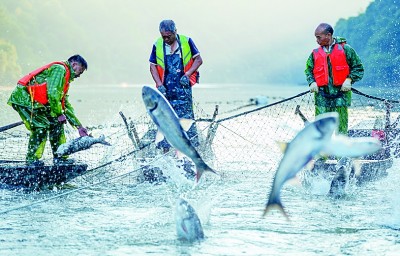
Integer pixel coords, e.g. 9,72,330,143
0,0,399,87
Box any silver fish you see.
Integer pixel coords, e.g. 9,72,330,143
142,85,216,182
55,134,111,156
264,112,382,218
264,112,339,218
175,198,204,242
329,156,353,198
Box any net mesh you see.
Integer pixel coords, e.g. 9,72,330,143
1,89,399,188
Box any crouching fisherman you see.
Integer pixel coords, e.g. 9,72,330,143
7,55,89,166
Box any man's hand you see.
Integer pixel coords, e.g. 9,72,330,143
77,126,89,137
57,114,67,124
157,85,167,96
180,75,190,88
309,82,318,93
341,78,352,92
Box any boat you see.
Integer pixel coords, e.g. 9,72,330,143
0,161,88,191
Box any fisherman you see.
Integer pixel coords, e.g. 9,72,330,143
149,20,203,153
7,54,89,166
305,23,364,135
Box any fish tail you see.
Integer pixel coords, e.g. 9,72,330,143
100,141,112,146
196,162,217,183
262,201,289,221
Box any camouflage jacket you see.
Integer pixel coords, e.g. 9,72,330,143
304,36,364,108
7,61,82,127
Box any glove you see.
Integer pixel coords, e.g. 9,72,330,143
157,85,167,96
341,78,352,92
180,75,190,88
77,126,89,137
309,82,318,93
57,114,67,124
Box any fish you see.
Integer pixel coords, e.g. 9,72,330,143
175,198,204,242
264,112,340,218
55,134,111,156
141,85,217,182
329,157,353,198
264,112,382,219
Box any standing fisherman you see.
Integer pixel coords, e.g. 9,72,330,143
305,23,364,135
149,20,203,153
8,54,89,166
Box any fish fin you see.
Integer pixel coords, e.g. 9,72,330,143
155,130,165,143
100,140,112,146
98,135,112,146
195,162,218,183
175,150,186,159
262,203,290,221
179,119,194,132
276,141,288,153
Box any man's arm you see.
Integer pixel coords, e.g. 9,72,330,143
304,53,316,85
150,63,163,87
64,95,82,128
184,55,203,77
184,37,203,77
149,44,163,87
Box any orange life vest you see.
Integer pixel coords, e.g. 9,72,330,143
18,62,70,108
313,43,350,87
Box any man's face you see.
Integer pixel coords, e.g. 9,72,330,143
161,31,176,45
315,28,332,47
72,62,85,78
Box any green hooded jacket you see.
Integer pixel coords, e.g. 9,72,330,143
304,36,364,108
7,61,82,127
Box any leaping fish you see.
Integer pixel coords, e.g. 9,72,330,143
55,134,111,157
263,112,382,219
141,85,217,182
329,156,353,198
175,198,204,242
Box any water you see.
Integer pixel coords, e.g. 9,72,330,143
1,84,400,255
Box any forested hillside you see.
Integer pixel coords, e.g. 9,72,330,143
335,0,400,86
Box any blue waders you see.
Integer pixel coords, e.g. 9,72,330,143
157,50,199,151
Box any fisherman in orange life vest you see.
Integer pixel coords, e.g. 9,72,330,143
8,55,89,166
305,23,364,135
149,20,203,153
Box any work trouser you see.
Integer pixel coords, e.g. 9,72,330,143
12,104,66,162
315,106,348,135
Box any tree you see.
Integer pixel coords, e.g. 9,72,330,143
335,0,400,86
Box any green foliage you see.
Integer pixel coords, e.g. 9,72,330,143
335,0,400,86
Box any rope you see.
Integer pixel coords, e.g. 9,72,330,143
351,88,400,104
217,91,310,123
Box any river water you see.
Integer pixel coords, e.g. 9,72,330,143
0,84,400,255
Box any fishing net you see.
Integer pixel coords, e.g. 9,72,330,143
1,88,399,189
